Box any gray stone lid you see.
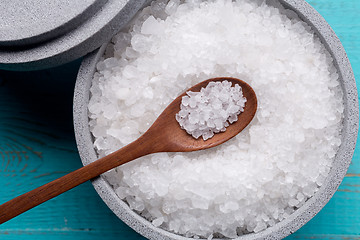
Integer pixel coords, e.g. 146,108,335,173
0,0,147,71
0,0,106,46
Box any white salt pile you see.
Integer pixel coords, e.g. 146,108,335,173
88,0,344,238
176,81,247,140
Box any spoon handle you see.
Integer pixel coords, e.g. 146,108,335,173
0,137,154,224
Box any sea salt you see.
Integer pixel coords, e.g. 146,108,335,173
176,81,246,140
88,0,344,238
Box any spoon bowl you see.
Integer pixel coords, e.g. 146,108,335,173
144,77,257,153
0,77,257,225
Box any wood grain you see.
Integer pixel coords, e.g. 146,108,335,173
0,0,359,239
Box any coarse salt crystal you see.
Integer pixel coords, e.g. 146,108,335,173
176,81,246,140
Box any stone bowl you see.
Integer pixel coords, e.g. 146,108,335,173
73,0,359,239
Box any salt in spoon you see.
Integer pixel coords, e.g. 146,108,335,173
0,77,257,224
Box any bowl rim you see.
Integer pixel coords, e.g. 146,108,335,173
73,0,359,239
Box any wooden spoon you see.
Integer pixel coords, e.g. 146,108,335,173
0,77,257,224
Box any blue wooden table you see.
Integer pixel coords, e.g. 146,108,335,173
0,0,359,239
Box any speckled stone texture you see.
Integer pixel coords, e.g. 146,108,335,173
73,0,359,239
0,0,147,71
0,0,105,46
